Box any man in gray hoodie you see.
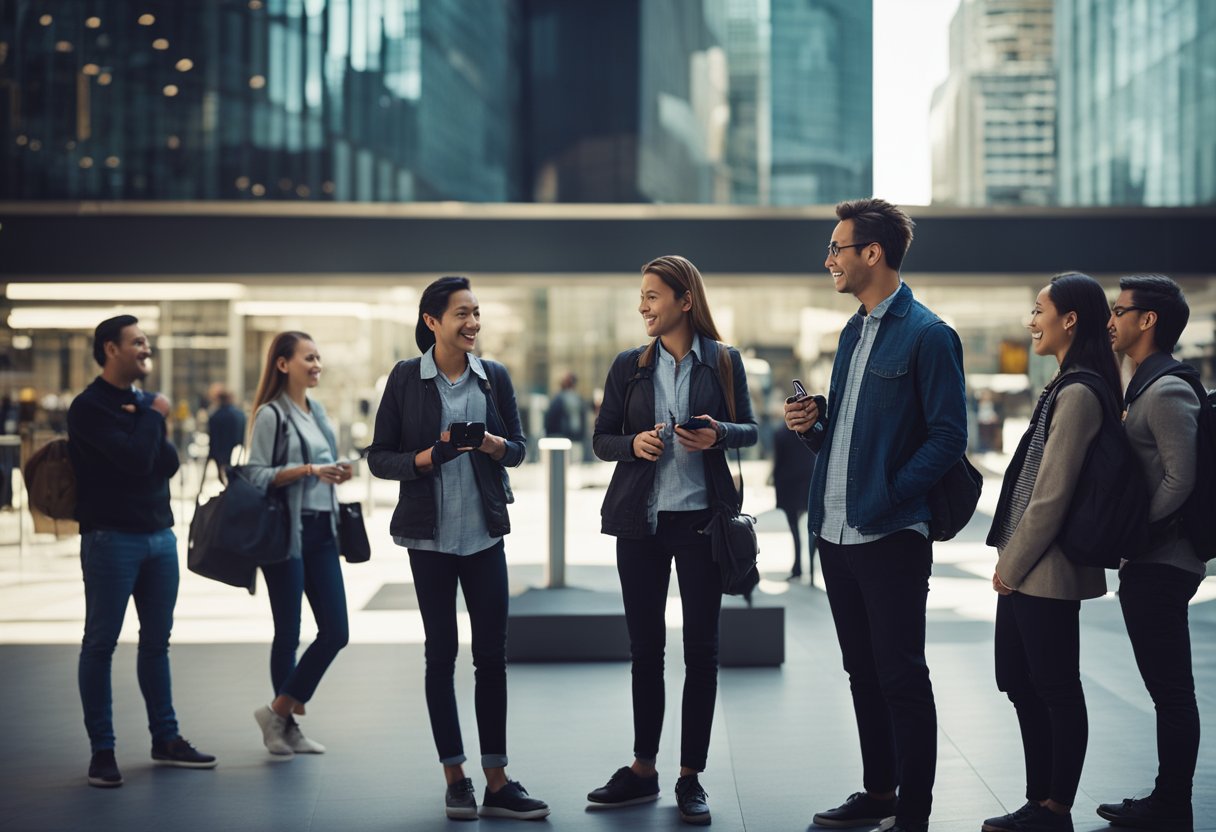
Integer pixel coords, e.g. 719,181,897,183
1099,274,1205,830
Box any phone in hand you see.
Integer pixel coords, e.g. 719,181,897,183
786,379,809,404
677,416,712,432
448,421,486,448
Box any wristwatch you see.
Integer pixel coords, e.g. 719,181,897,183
712,422,727,447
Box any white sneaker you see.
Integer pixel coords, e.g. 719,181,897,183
284,717,326,754
254,706,294,756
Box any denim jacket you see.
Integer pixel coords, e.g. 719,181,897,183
804,283,968,537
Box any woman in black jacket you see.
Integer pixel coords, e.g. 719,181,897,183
366,276,548,822
585,255,757,826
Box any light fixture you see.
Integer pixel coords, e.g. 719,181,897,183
28,140,41,151
235,176,250,190
152,37,169,50
167,135,181,149
163,84,179,97
15,134,27,146
39,14,52,26
5,283,247,301
251,183,266,196
138,13,155,25
98,72,113,85
234,301,371,319
104,156,120,168
55,41,73,53
79,156,94,169
175,58,193,72
83,63,100,75
295,185,311,198
249,75,266,89
85,17,101,29
7,306,161,331
12,335,33,350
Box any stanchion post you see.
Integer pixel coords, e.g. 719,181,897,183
538,437,571,589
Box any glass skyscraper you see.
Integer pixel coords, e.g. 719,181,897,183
1056,0,1216,206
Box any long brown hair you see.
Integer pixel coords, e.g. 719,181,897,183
638,255,723,367
251,331,313,421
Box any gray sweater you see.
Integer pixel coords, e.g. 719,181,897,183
996,381,1108,601
1123,373,1204,576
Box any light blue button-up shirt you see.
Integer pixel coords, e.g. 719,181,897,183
649,335,710,531
820,285,930,545
394,348,501,556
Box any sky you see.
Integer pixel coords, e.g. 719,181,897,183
871,0,962,205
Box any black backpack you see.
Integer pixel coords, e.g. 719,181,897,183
1125,362,1216,562
1051,371,1149,569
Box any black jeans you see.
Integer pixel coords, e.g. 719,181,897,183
616,508,722,772
408,540,509,769
994,591,1087,807
818,531,937,827
1119,562,1204,808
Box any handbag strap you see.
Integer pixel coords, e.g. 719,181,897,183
713,343,745,510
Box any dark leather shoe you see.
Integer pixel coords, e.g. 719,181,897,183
1096,795,1192,830
812,791,898,828
675,774,711,825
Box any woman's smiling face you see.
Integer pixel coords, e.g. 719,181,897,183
638,271,690,338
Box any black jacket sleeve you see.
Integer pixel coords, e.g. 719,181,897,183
593,350,640,463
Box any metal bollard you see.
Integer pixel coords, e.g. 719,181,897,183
538,437,571,588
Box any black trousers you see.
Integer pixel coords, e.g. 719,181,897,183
1119,562,1204,808
616,508,722,772
994,591,1086,807
407,541,509,769
783,507,816,578
818,531,937,827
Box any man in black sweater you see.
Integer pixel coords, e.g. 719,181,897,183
68,315,216,788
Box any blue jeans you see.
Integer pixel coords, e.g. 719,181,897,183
407,541,509,769
78,528,180,752
261,513,349,703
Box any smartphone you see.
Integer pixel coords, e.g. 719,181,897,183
448,421,486,448
677,416,712,432
786,379,809,404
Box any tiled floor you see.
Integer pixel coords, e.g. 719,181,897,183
1,462,1213,830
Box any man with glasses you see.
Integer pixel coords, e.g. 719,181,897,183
1100,275,1205,830
783,199,967,832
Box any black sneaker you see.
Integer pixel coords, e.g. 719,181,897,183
150,737,218,769
587,766,661,807
982,802,1072,832
87,749,123,788
812,791,898,828
1096,795,1192,830
480,779,550,820
445,777,478,821
674,774,711,825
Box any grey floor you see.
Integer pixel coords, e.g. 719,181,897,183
2,579,1214,832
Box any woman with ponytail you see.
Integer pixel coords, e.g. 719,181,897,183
244,331,353,758
587,255,757,826
366,277,548,821
982,273,1121,832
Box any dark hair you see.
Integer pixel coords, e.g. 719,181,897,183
416,276,472,352
1118,273,1190,354
1048,272,1123,407
834,198,916,271
638,255,723,369
251,331,313,416
92,315,140,367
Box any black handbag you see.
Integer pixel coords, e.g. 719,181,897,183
926,455,983,541
338,501,371,563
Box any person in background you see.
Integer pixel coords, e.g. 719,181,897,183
198,386,246,496
1097,275,1204,831
68,315,217,788
244,331,353,759
367,276,549,822
771,421,814,581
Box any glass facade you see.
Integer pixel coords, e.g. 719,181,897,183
0,0,524,202
1056,0,1216,206
930,0,1056,206
769,0,872,206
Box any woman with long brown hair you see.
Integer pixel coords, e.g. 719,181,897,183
587,255,757,826
243,331,353,758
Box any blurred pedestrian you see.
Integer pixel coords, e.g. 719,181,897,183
772,423,814,581
198,386,246,497
544,372,587,459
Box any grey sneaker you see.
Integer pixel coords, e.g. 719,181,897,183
284,716,325,754
253,705,294,756
446,777,478,820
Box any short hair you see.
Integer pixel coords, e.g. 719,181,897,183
92,315,139,367
834,198,916,271
1119,274,1190,354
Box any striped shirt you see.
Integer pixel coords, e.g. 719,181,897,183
993,380,1060,551
820,285,930,544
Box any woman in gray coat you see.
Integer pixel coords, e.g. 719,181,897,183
982,273,1119,832
244,331,353,757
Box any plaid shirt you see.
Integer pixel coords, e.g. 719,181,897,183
820,286,930,545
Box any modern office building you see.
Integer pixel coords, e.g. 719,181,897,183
1055,0,1216,206
930,0,1055,206
769,0,872,206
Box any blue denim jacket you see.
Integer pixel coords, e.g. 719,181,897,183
805,283,968,537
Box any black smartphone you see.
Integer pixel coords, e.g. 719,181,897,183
786,379,809,404
448,421,486,448
677,416,711,432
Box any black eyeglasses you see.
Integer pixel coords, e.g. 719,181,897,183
827,241,874,258
1111,305,1151,318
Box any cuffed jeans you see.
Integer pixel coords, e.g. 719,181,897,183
616,508,722,773
995,591,1087,807
78,528,180,752
818,531,937,827
1119,562,1204,809
408,540,509,769
261,513,349,704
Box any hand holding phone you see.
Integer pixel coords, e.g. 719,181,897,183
783,379,824,434
448,421,486,449
677,416,711,431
